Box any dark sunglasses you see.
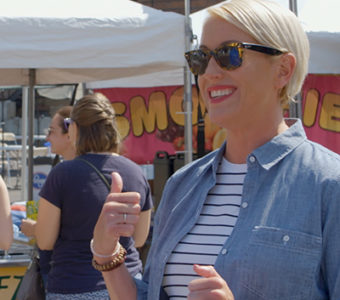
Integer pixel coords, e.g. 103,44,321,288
185,41,283,75
63,118,74,130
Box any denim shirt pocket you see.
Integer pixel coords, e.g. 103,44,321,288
240,226,321,300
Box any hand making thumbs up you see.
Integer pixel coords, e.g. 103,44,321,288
92,172,141,263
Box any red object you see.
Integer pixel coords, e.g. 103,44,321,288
302,74,340,155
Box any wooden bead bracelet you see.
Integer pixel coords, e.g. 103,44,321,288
92,243,127,272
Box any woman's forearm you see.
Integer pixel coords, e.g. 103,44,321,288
99,260,137,300
0,176,13,250
0,217,13,250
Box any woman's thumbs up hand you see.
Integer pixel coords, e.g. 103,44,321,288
92,172,141,263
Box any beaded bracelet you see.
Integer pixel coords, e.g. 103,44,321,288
92,244,127,272
90,239,120,258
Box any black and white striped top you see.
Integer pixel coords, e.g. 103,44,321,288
162,158,247,299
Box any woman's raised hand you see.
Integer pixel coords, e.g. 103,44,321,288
92,172,141,261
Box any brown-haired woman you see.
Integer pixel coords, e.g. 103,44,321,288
35,93,153,300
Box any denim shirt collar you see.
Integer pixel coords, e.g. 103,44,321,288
251,118,307,170
219,118,307,170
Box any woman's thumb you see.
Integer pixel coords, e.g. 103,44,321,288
110,172,123,193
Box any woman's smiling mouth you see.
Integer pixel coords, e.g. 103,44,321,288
208,86,236,103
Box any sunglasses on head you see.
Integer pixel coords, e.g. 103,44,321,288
63,118,74,131
185,41,283,76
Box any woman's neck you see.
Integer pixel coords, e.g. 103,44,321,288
87,151,119,156
61,148,76,161
224,119,289,164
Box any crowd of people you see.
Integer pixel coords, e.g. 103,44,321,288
1,0,340,299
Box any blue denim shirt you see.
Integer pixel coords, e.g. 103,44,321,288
136,119,340,300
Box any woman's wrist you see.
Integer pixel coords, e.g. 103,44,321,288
90,239,120,257
90,238,120,264
90,240,127,272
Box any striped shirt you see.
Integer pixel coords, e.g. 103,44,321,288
162,158,247,299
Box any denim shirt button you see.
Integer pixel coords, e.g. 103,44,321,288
221,248,228,255
283,235,290,242
249,155,256,163
241,202,248,208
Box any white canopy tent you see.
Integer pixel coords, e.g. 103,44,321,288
0,0,186,85
0,0,187,201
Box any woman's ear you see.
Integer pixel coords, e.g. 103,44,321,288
275,53,296,89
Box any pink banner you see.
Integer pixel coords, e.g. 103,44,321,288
95,86,222,164
95,74,340,164
302,74,340,154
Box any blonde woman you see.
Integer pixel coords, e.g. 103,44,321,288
91,0,340,299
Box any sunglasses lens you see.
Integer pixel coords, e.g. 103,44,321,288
216,45,242,70
185,44,244,75
185,50,209,75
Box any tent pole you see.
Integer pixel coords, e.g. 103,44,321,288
21,87,28,203
289,0,298,14
288,0,302,119
28,69,35,201
184,0,193,164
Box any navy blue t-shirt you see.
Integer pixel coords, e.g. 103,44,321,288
39,153,153,294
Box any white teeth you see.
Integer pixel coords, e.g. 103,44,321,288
210,89,233,98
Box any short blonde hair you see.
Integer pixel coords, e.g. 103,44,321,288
71,93,121,155
208,0,310,105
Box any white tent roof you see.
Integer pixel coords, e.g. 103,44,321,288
87,0,340,89
0,0,186,86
